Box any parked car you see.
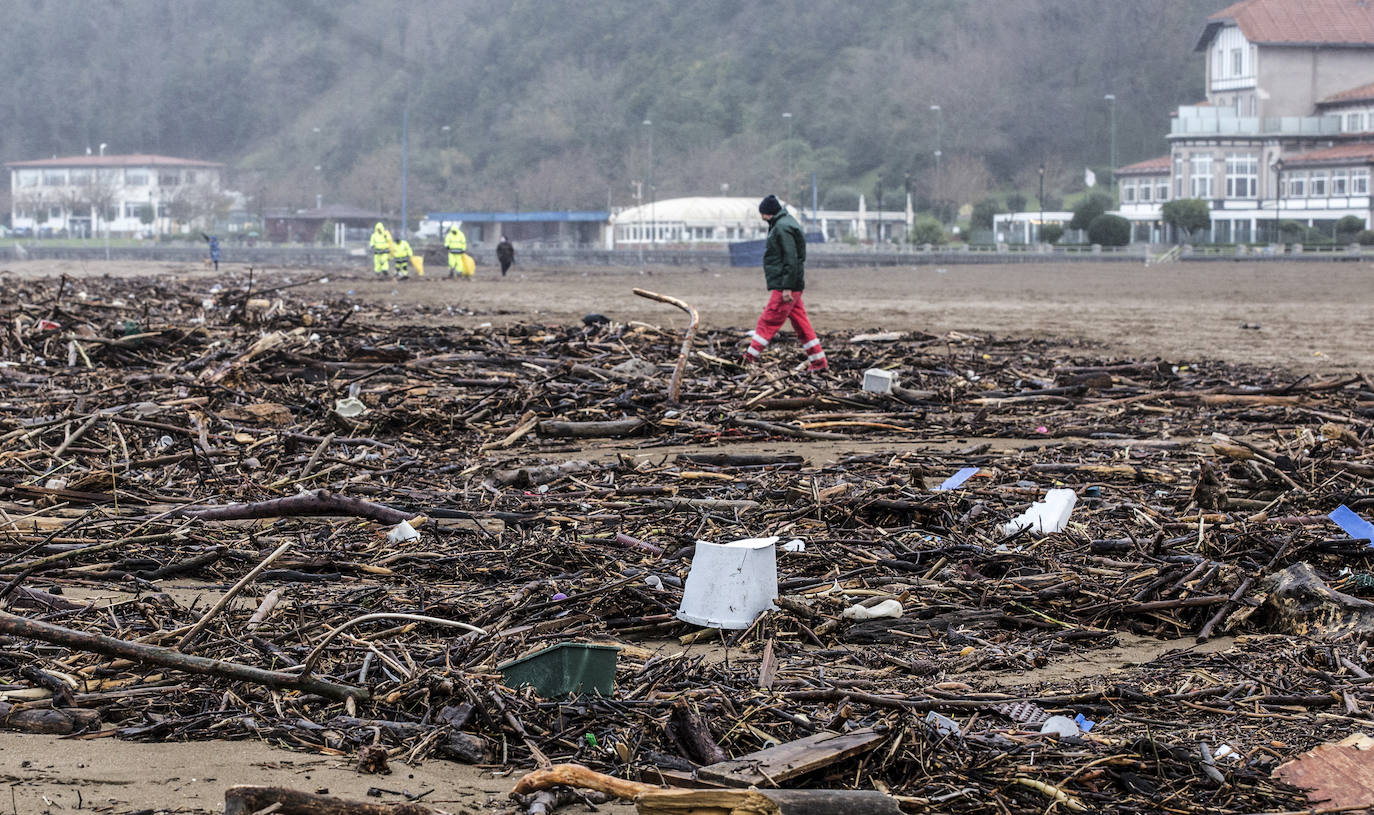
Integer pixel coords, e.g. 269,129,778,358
12,226,32,237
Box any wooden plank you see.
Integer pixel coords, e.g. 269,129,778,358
695,728,885,788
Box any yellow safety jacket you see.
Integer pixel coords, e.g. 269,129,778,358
444,227,467,253
391,239,412,260
370,227,391,254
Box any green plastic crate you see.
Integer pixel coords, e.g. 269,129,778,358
497,642,620,699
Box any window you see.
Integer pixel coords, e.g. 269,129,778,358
1214,48,1223,79
1122,182,1136,203
1174,156,1185,199
42,171,65,186
1310,171,1327,197
1354,168,1369,195
185,171,197,183
123,202,146,218
69,171,91,186
125,172,149,186
1191,154,1214,198
1346,112,1365,132
1332,170,1348,196
158,172,180,186
1157,181,1169,201
1232,48,1243,76
17,170,39,188
48,206,61,219
1288,173,1306,197
1225,153,1258,198
1139,182,1152,202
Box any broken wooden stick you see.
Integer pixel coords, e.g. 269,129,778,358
176,539,293,652
0,611,369,702
179,489,414,524
633,288,699,405
224,785,437,815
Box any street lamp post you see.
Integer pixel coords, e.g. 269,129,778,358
643,119,654,247
930,104,942,220
876,174,883,244
1038,163,1046,245
782,111,792,208
1105,94,1117,194
1274,158,1284,248
312,127,322,209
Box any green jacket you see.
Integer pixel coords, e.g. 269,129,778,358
762,210,806,291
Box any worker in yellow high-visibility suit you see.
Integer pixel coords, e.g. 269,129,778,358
369,223,392,277
391,235,413,280
444,223,470,279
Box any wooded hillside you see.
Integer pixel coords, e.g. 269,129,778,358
0,0,1225,218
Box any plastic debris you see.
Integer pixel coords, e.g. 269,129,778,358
1074,713,1096,732
935,467,979,492
925,710,961,737
386,520,420,543
842,599,903,620
334,397,366,418
862,368,896,394
1002,488,1077,536
780,539,806,553
1331,505,1374,544
1039,715,1081,738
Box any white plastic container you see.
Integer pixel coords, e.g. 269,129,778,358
1001,488,1078,536
862,368,896,394
676,536,779,629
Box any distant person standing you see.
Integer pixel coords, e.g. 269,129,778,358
391,234,413,280
201,232,221,272
369,222,392,277
444,224,469,279
743,195,827,372
496,235,515,277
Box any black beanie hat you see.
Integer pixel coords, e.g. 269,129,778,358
758,194,782,216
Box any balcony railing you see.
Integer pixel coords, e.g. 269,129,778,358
1170,106,1341,137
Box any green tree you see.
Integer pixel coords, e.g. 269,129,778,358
1160,199,1210,241
1069,193,1113,231
1356,230,1374,246
137,204,155,227
1278,220,1306,242
909,215,944,245
1041,223,1064,244
1087,213,1130,246
972,197,1001,230
1006,192,1027,212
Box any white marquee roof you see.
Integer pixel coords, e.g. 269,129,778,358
612,196,787,225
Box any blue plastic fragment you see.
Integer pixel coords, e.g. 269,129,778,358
1330,505,1374,545
935,467,980,492
1074,713,1096,732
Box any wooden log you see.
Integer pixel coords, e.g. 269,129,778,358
0,701,99,735
491,459,593,487
537,418,646,438
224,786,437,815
180,489,413,524
638,788,904,815
666,700,727,765
0,611,369,702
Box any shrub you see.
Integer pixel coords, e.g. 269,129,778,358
1357,230,1374,246
1041,224,1064,244
1336,215,1366,237
1087,213,1131,246
1006,192,1027,213
1069,193,1113,231
971,197,1000,230
909,215,945,245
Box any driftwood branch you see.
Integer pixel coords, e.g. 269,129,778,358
0,611,369,702
224,785,437,815
633,288,699,405
179,489,414,524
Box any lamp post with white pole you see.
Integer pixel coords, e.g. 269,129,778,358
643,119,654,248
782,111,792,209
1038,162,1045,245
930,104,943,221
1105,94,1117,195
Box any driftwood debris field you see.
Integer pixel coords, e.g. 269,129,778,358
2,268,1374,814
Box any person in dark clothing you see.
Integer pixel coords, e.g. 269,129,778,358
743,195,827,371
496,236,515,277
201,233,221,271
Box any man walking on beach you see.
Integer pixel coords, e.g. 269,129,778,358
743,194,827,372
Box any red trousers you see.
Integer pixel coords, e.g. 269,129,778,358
745,290,827,370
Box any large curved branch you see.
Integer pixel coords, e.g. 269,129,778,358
633,288,699,405
179,490,414,524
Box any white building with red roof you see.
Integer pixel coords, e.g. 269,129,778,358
1116,0,1374,244
5,153,225,238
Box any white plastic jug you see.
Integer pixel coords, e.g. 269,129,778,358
676,537,779,629
1001,488,1078,536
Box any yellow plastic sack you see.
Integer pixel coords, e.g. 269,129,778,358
411,254,424,276
461,253,475,275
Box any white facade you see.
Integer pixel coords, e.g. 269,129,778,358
609,197,771,248
6,154,225,237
